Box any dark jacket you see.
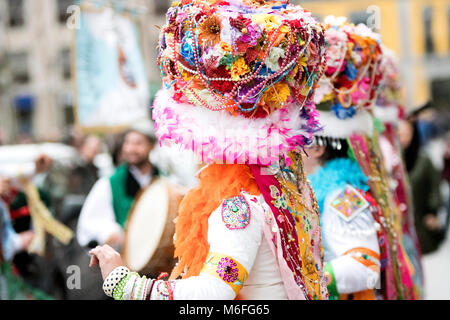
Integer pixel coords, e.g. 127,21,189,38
410,151,443,254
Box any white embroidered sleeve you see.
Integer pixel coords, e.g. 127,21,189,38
110,193,265,300
321,186,381,294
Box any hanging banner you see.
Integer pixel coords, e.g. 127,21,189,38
74,2,149,130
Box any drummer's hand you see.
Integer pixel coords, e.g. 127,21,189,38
34,154,53,174
89,244,124,280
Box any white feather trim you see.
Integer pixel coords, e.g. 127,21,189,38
373,105,400,125
317,109,374,139
152,88,315,165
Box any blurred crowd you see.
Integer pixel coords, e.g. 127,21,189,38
1,105,449,300
0,119,196,299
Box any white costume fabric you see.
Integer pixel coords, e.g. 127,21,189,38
76,166,153,247
321,186,380,293
106,192,288,300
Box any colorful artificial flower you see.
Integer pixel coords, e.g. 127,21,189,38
313,16,383,111
199,15,222,46
251,13,282,32
266,47,285,72
238,23,262,46
231,57,250,80
298,54,308,70
158,0,325,116
331,102,356,119
180,32,196,67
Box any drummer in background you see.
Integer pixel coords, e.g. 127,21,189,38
76,120,159,251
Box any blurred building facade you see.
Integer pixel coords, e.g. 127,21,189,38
299,0,450,113
0,0,170,144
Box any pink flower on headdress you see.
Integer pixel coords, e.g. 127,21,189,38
351,76,370,104
238,24,261,46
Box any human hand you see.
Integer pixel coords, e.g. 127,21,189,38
19,230,35,250
34,154,53,174
89,244,124,280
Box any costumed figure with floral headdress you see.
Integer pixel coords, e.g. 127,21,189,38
301,16,385,300
304,16,416,300
88,0,330,300
373,47,424,299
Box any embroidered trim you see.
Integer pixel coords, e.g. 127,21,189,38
154,280,176,300
343,247,380,272
113,273,132,300
269,185,288,209
103,266,130,298
201,252,248,296
329,185,369,222
221,196,251,230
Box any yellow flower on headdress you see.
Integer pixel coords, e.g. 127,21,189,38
321,92,334,103
220,42,232,52
298,54,308,70
231,57,250,81
251,14,282,32
279,25,290,33
181,70,192,81
289,65,299,78
263,82,290,105
299,76,311,96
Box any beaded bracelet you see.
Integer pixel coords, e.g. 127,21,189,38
130,276,139,300
136,276,147,300
122,273,139,300
145,279,156,300
103,266,130,298
113,273,132,300
142,279,149,300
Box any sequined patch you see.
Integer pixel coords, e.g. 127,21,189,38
269,185,288,209
221,196,251,230
330,185,369,222
216,257,239,283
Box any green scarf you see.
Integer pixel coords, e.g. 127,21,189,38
110,164,136,228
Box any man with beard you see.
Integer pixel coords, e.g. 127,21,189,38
76,121,158,251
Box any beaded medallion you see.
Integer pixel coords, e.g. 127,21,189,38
329,185,369,222
221,196,251,230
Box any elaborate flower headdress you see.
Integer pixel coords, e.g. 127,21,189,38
152,0,326,165
311,16,384,147
373,46,405,125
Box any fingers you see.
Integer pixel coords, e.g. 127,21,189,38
89,254,99,268
88,244,124,280
89,245,122,269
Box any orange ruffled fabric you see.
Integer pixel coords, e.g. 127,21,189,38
170,164,260,280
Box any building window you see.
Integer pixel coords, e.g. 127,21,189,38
424,6,434,54
60,93,74,126
154,0,170,15
9,52,29,84
14,94,34,137
60,48,72,79
8,0,24,27
349,10,371,26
